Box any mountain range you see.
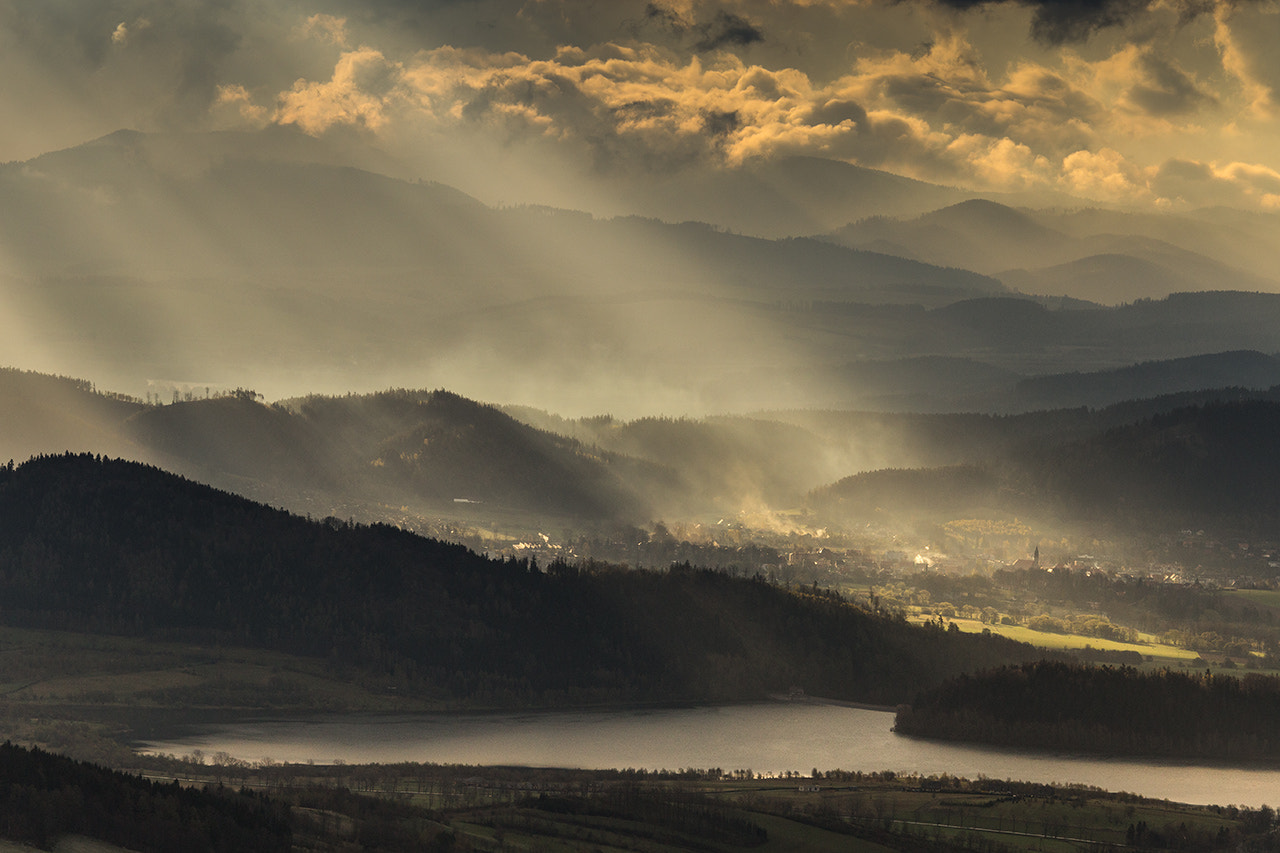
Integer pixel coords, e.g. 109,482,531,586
4,128,1280,416
6,365,1280,541
830,199,1280,305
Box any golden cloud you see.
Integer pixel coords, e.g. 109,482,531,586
200,4,1273,207
274,47,405,134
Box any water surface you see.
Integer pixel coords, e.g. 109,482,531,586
140,703,1280,807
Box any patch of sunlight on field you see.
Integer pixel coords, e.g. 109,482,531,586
927,618,1200,661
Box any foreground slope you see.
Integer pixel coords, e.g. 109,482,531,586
0,454,1041,707
0,742,290,852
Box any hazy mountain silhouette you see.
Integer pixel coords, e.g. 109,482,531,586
1012,351,1280,410
809,465,1004,521
1044,205,1280,285
808,398,1280,535
0,129,1013,410
0,377,663,523
1022,399,1280,529
999,254,1207,305
9,364,1280,536
831,200,1081,273
613,157,1082,238
614,156,971,237
830,200,1280,304
0,368,145,463
122,393,343,493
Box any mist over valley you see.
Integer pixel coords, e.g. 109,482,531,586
5,0,1280,844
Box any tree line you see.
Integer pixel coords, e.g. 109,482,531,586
896,660,1280,762
0,741,290,851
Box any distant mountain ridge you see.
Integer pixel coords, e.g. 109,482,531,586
0,376,661,523
8,363,1280,531
829,199,1280,304
611,157,1085,238
809,398,1280,534
0,129,1016,408
5,129,1280,414
1012,351,1280,410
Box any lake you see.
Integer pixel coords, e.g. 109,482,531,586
139,702,1280,807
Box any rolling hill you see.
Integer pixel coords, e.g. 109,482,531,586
808,398,1280,535
0,452,1044,707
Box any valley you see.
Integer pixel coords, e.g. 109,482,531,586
5,0,1280,843
2,121,1280,853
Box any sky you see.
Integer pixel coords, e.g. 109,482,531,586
2,0,1279,212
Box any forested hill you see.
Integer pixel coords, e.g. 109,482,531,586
895,661,1280,763
810,399,1280,535
0,454,1041,707
0,741,290,852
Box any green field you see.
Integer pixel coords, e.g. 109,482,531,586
1223,588,1280,611
924,618,1201,663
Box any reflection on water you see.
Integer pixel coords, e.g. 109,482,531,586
140,703,1280,807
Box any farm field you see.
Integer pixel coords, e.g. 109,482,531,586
132,760,1260,853
918,618,1201,664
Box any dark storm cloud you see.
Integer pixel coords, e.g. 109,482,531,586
806,99,870,128
693,12,764,52
923,0,1151,43
700,108,741,136
642,2,690,31
613,99,678,122
641,5,763,52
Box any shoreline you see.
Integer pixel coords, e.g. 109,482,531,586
766,692,898,713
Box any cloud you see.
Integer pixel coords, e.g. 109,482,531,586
693,11,765,51
246,28,1083,194
213,82,269,127
946,134,1055,188
840,35,1108,161
1150,157,1280,207
275,46,404,134
1025,0,1152,44
0,0,246,130
1213,1,1280,118
641,4,765,53
1,0,1273,210
1059,146,1154,201
1125,53,1215,116
237,19,1219,202
906,0,1149,43
295,13,349,47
